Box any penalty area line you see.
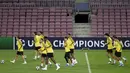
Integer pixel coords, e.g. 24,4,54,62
85,52,92,73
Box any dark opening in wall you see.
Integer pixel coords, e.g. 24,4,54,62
75,14,88,23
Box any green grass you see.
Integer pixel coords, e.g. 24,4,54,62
0,50,130,73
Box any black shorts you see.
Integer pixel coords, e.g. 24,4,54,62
107,49,113,53
115,51,121,57
47,53,54,58
35,46,41,50
70,49,74,54
64,52,71,59
17,51,23,55
41,54,47,57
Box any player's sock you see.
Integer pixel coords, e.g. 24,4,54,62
40,63,43,67
113,59,116,64
72,58,75,64
37,55,40,59
119,60,124,66
48,61,52,65
24,59,26,62
72,58,74,61
107,58,112,64
109,58,112,62
22,59,27,64
34,56,37,59
122,57,127,61
24,55,27,59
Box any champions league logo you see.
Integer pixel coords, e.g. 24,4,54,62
120,40,130,47
15,37,130,49
53,40,105,48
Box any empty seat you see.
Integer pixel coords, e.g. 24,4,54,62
0,5,73,37
90,2,130,37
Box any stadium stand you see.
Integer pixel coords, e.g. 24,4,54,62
0,0,75,37
89,0,130,37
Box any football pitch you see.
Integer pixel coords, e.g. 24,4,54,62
0,50,130,73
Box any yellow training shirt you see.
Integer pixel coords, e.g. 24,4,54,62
113,39,122,52
39,41,47,54
17,39,23,51
68,37,74,49
45,40,54,53
64,40,70,52
34,35,42,47
106,36,113,49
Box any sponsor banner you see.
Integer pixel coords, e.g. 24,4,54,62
15,37,130,50
0,37,13,49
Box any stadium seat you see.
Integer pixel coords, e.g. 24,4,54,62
90,0,130,37
0,0,74,37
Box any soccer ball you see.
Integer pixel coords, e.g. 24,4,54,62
36,66,40,70
1,60,4,64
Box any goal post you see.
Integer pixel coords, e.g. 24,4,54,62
13,37,15,50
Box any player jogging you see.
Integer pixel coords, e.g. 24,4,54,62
64,37,74,66
33,32,41,60
39,31,52,65
104,33,114,64
38,32,52,65
67,33,78,64
42,36,60,70
10,37,27,64
38,38,48,67
112,35,126,66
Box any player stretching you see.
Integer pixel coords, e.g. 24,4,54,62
113,35,126,66
42,36,60,70
64,37,73,66
68,33,78,64
33,32,41,60
104,33,114,64
10,37,27,64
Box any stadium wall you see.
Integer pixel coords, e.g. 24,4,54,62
14,37,130,50
75,3,89,11
0,37,13,49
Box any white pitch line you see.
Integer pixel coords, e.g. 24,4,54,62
85,52,92,73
